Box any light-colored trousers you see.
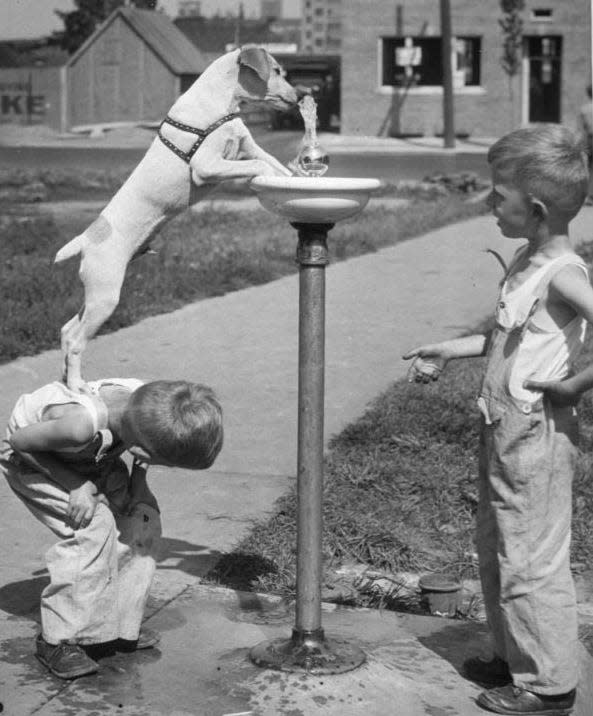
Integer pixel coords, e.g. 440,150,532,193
1,451,161,645
477,394,578,695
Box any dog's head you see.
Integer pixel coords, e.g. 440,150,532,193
235,45,298,110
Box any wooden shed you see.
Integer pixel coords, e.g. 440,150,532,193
65,7,208,131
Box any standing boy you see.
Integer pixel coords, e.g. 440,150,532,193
1,377,223,679
404,124,592,715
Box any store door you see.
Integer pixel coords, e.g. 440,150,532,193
526,36,562,123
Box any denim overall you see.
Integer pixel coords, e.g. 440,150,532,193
477,252,586,695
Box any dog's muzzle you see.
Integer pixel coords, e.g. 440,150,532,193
157,113,240,163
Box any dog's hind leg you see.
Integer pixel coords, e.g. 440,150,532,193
60,237,131,391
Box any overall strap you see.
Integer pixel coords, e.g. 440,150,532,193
157,112,240,164
520,254,587,335
533,253,587,301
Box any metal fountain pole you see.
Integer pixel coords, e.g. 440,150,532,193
249,218,366,674
249,104,378,671
293,221,330,645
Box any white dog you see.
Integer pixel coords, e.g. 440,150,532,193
55,45,298,390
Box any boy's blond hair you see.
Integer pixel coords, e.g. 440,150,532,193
126,381,223,469
487,124,589,220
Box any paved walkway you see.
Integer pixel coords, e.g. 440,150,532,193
0,121,494,153
2,179,593,713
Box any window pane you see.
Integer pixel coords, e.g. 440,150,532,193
382,36,481,87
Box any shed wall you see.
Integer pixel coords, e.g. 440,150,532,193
67,14,177,127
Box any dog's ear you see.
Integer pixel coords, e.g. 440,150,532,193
238,45,272,82
237,45,272,98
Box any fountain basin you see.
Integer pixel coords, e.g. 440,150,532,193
250,176,382,223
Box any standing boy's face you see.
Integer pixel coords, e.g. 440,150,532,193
487,169,534,239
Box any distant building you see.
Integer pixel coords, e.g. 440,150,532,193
0,38,68,129
261,0,282,19
178,0,202,18
301,0,341,54
0,38,67,68
65,7,208,130
341,0,591,137
175,14,300,55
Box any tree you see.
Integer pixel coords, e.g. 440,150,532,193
55,0,160,54
499,0,525,127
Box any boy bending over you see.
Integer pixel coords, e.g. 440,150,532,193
404,124,592,715
1,378,223,679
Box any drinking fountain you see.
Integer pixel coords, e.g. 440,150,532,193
248,97,381,674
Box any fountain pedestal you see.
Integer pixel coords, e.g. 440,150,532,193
248,177,380,674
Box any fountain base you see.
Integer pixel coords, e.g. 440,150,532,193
250,628,366,674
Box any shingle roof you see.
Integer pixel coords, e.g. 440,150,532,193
175,16,300,55
67,7,208,75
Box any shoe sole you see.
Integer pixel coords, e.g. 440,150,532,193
477,693,573,715
116,636,160,652
35,652,98,680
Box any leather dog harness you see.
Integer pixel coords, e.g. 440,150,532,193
157,113,240,163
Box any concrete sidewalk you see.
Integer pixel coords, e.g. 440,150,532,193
0,120,494,154
1,202,593,714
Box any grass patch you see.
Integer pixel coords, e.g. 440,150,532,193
0,167,130,202
208,250,593,604
0,178,486,365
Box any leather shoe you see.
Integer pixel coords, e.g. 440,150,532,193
35,634,98,680
477,685,576,715
464,655,512,685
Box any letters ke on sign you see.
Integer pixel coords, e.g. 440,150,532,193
0,82,46,119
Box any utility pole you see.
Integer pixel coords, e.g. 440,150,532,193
234,2,244,49
440,0,455,148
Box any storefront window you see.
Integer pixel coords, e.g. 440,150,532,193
381,36,481,87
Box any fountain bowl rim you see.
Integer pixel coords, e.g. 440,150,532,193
250,176,383,193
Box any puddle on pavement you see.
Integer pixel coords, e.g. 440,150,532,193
226,592,295,625
57,647,163,714
0,634,53,685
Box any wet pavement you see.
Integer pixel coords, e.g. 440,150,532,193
3,583,593,715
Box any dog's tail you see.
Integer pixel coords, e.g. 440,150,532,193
55,235,83,263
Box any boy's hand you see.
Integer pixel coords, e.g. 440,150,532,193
523,378,581,407
402,345,448,383
67,481,108,529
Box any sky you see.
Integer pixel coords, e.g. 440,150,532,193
0,0,301,40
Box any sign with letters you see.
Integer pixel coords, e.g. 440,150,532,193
0,81,46,121
395,37,422,69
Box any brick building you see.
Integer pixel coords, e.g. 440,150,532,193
341,0,591,138
301,0,342,54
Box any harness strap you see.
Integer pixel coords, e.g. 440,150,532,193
157,112,240,164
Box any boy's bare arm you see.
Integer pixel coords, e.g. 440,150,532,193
9,409,95,454
526,266,593,401
403,333,489,382
8,411,108,527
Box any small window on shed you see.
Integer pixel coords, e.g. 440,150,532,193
531,8,553,21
